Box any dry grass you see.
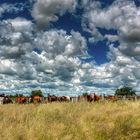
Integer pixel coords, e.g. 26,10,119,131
1,101,140,140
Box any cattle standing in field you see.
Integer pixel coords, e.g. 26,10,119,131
0,94,4,104
15,97,27,104
58,96,65,102
32,96,42,103
87,93,101,102
0,94,13,104
81,93,101,102
3,96,13,104
0,97,4,104
105,95,118,102
87,94,94,102
78,93,101,102
58,96,71,102
48,94,58,102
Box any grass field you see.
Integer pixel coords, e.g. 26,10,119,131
1,101,140,140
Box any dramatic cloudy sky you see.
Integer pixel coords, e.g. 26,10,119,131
0,0,140,96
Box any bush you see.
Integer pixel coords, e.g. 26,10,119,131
115,86,136,96
31,90,43,97
82,93,88,96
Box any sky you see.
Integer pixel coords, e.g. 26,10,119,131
0,0,140,96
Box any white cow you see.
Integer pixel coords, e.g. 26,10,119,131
0,97,4,104
65,96,70,101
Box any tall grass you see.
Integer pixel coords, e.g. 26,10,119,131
1,101,140,140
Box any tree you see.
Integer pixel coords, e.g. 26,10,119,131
82,93,88,96
31,90,43,97
115,86,136,96
9,94,24,97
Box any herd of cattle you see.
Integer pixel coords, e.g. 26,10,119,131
0,93,138,104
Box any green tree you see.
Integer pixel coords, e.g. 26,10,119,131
82,93,88,96
115,86,136,96
31,90,43,97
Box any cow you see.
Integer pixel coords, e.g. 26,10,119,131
15,97,27,104
0,94,13,104
0,97,4,104
3,96,13,104
48,94,58,102
65,96,71,102
94,93,102,101
32,96,42,103
105,95,118,102
87,93,101,102
78,93,101,102
58,96,71,102
58,96,65,102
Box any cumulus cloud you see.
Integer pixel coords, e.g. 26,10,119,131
105,35,118,43
83,0,140,56
76,0,140,94
7,18,34,32
0,19,33,59
0,20,92,95
34,30,87,57
1,0,140,96
0,59,17,75
0,3,25,17
31,0,77,28
31,29,87,83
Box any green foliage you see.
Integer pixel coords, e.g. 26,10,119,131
82,93,88,96
115,86,136,96
9,94,23,98
31,90,43,97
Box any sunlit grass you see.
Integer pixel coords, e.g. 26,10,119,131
1,101,140,140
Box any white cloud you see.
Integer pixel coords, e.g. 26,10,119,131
0,59,17,75
82,0,140,56
0,20,92,95
105,35,118,42
7,18,34,32
34,29,87,58
1,0,140,96
0,19,34,59
31,0,77,28
0,3,25,17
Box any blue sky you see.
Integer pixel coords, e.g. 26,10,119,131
0,0,140,96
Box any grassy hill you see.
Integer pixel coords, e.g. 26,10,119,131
1,101,140,140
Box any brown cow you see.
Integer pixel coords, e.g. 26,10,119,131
105,95,118,102
0,94,13,104
58,96,71,102
94,93,102,101
87,93,101,102
3,96,13,104
32,96,42,103
48,94,58,102
78,93,101,102
16,97,27,104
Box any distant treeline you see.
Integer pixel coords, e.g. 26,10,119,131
4,90,43,99
1,86,137,98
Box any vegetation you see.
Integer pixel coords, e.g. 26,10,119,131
8,94,24,100
31,90,43,97
1,101,140,140
9,94,24,97
82,92,88,96
115,86,136,96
